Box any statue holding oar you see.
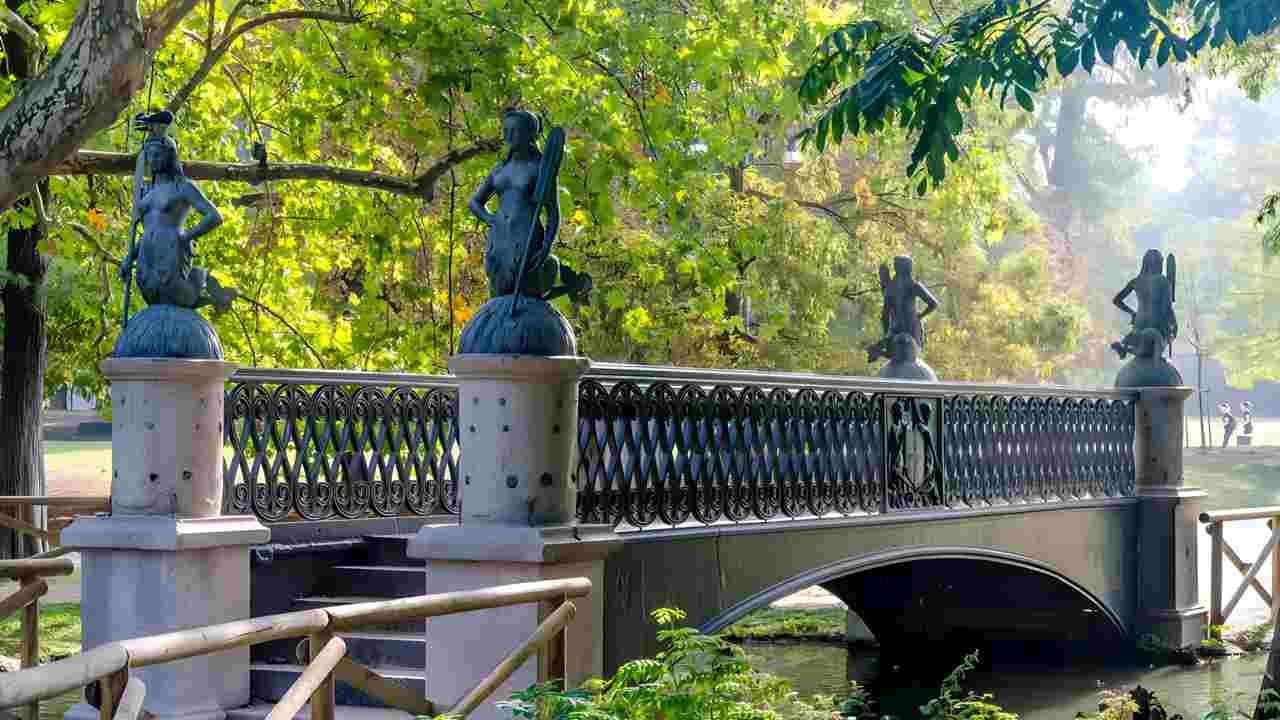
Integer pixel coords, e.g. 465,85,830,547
113,110,237,359
459,110,592,355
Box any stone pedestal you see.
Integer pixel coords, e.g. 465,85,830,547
409,355,620,720
63,358,269,720
1133,386,1206,648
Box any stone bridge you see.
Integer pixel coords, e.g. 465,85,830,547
603,498,1141,671
57,360,1206,720
224,363,1204,705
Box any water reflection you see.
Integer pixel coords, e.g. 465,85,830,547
745,519,1277,718
744,641,1268,719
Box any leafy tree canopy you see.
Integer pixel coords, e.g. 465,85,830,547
799,0,1280,193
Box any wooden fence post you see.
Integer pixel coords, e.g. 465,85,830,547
308,629,336,720
20,576,39,720
1272,516,1280,624
1210,521,1224,631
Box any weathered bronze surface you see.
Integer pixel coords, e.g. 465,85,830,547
114,112,237,358
1111,249,1183,387
865,256,939,380
458,111,591,355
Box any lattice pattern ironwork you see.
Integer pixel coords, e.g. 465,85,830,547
223,380,460,520
222,370,1137,525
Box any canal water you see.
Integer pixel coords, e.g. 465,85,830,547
746,518,1278,718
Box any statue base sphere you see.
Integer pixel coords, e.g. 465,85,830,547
875,333,938,381
112,305,224,360
1115,356,1184,388
878,358,938,381
458,295,577,356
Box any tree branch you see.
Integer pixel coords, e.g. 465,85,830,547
144,0,205,51
0,6,41,52
66,223,121,265
236,295,328,368
52,141,500,201
168,10,362,113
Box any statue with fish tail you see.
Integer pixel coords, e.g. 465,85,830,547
459,110,592,355
113,110,238,359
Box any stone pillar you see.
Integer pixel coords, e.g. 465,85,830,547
409,355,621,720
1133,386,1206,649
63,359,269,720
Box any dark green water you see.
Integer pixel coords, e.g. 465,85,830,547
745,641,1270,719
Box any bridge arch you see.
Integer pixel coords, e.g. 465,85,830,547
701,545,1127,638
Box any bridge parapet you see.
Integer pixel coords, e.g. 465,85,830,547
221,364,1140,526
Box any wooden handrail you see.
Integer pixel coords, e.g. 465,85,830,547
325,576,592,630
265,636,346,720
0,579,47,622
121,610,331,668
0,496,110,508
0,643,130,708
449,600,577,719
1201,507,1280,524
0,576,593,716
0,558,74,581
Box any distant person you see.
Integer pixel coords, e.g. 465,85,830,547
1220,401,1237,448
1242,401,1255,436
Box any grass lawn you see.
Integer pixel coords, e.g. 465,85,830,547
0,601,80,663
719,607,847,642
43,441,111,498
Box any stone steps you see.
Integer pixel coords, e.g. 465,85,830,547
249,664,425,708
250,534,430,709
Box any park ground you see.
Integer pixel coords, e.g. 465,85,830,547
13,412,1280,660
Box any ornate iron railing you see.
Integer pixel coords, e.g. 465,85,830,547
223,364,1138,526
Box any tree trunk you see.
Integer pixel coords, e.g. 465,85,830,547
0,197,49,560
0,0,149,211
0,0,49,560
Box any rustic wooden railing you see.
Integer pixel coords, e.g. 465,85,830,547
0,550,77,720
1201,507,1280,630
0,577,590,720
0,496,111,549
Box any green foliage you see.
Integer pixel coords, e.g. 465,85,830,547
1259,192,1280,256
800,0,1280,191
919,651,1017,720
0,0,1093,390
487,607,844,720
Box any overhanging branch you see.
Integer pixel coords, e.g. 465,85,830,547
53,140,499,202
0,7,41,52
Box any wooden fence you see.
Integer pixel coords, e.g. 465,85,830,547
1201,506,1280,630
0,496,110,550
0,576,590,720
0,548,77,720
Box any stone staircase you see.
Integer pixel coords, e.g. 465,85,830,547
249,534,426,708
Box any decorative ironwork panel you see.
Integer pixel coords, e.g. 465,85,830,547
223,365,1137,525
575,379,885,527
937,394,1136,508
884,397,944,510
224,380,459,521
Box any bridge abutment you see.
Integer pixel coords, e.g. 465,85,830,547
1133,386,1207,649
